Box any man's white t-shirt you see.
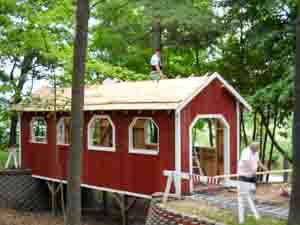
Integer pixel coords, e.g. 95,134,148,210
150,54,160,66
238,147,259,177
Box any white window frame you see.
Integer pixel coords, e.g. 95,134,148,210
56,117,71,146
87,115,116,152
129,117,159,156
30,117,47,144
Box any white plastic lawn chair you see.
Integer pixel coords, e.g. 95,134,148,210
5,146,19,169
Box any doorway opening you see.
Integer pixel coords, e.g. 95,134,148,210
189,115,230,192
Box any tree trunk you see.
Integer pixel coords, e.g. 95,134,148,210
261,109,270,165
266,108,278,182
195,45,201,73
252,111,257,141
152,18,161,50
208,119,214,147
66,0,89,225
259,111,292,163
241,112,248,147
259,114,264,159
8,53,35,146
9,113,18,145
288,3,300,224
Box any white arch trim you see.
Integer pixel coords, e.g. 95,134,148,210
128,117,160,156
87,115,116,152
189,114,231,192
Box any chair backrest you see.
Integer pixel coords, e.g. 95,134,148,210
9,146,17,152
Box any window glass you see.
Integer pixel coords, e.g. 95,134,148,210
88,116,114,150
57,117,71,145
131,118,159,153
31,117,47,143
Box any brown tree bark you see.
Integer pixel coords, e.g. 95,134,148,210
66,0,89,224
252,111,257,141
8,53,36,145
266,108,278,182
288,3,300,224
152,18,161,50
261,109,270,165
208,119,214,147
241,112,248,147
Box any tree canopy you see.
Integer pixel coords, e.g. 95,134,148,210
0,0,297,161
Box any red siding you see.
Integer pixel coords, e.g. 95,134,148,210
21,111,175,196
21,79,240,196
180,79,238,193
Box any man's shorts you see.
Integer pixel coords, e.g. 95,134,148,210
149,71,161,81
239,176,257,184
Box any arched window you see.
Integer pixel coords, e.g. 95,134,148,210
88,115,115,151
30,117,47,144
57,117,71,145
129,118,159,155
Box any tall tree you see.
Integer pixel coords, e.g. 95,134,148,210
90,0,220,76
288,2,300,224
66,0,89,224
0,0,73,146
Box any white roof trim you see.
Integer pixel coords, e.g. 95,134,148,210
176,72,252,112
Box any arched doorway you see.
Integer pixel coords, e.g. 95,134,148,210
189,114,230,192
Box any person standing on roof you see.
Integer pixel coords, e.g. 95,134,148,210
150,48,166,80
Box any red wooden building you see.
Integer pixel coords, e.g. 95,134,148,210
15,73,251,198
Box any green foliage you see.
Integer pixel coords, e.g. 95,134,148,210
0,150,8,169
0,103,9,148
90,0,221,75
0,0,297,161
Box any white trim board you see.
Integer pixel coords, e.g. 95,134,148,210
18,113,22,167
175,112,181,195
32,175,152,199
176,72,252,113
188,114,231,192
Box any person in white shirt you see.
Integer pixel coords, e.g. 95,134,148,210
150,49,166,80
238,142,268,183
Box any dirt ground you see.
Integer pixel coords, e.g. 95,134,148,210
0,202,148,225
219,183,290,207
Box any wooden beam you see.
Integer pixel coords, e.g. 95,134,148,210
111,193,129,225
46,182,57,216
103,191,107,215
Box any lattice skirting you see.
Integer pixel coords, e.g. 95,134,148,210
0,170,50,211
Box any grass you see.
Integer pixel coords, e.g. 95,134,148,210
162,200,287,225
0,149,8,169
